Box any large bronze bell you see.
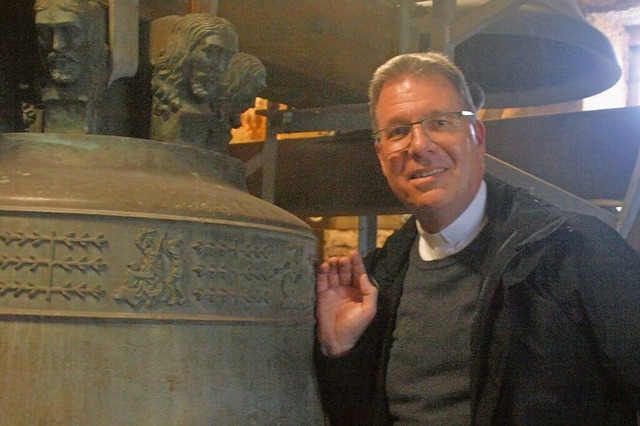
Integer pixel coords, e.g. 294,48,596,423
0,132,323,424
419,0,622,108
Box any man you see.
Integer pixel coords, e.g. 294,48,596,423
150,13,239,150
314,52,640,425
34,0,108,133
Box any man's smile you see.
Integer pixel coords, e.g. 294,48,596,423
409,168,446,181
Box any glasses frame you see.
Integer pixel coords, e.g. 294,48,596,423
372,110,476,154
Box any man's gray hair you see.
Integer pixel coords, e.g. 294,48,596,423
368,52,476,130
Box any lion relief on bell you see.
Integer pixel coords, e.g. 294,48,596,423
113,229,186,308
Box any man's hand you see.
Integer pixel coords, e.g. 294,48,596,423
315,250,379,357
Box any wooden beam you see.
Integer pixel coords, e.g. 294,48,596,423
217,0,396,107
139,0,189,20
190,0,218,14
486,156,617,228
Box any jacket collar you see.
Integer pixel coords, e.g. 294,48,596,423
484,174,568,248
366,175,569,288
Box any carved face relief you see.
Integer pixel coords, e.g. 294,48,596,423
36,11,87,85
188,35,234,102
239,74,266,110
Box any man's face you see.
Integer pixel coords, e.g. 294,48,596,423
189,34,234,102
374,73,486,232
36,9,87,85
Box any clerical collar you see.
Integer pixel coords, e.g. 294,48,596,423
416,180,488,261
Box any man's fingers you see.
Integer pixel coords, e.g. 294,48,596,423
318,257,344,290
316,262,329,293
337,256,353,286
349,250,367,278
325,257,340,288
359,273,379,317
316,252,371,294
359,273,378,297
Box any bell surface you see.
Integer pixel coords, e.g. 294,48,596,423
0,132,322,425
448,0,622,107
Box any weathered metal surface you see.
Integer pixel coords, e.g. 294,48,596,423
0,133,322,425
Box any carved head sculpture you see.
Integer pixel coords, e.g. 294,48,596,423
34,0,107,96
221,52,266,128
152,14,239,119
135,229,159,253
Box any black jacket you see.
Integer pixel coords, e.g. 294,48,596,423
314,176,640,425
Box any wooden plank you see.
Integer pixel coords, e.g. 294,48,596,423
139,0,190,20
217,0,397,106
485,156,617,228
229,130,404,217
189,0,218,14
484,107,640,203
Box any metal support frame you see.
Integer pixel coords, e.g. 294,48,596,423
260,107,280,204
358,216,379,257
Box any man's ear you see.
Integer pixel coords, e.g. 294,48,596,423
472,119,486,157
374,142,388,176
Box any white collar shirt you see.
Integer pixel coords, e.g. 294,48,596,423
416,180,488,261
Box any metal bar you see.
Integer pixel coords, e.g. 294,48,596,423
260,133,278,203
108,0,139,84
256,104,370,134
260,103,281,203
243,151,264,177
627,45,640,107
358,215,378,257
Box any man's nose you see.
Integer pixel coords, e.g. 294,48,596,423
407,123,436,155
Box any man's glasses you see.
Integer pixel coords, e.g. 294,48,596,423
372,110,476,154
